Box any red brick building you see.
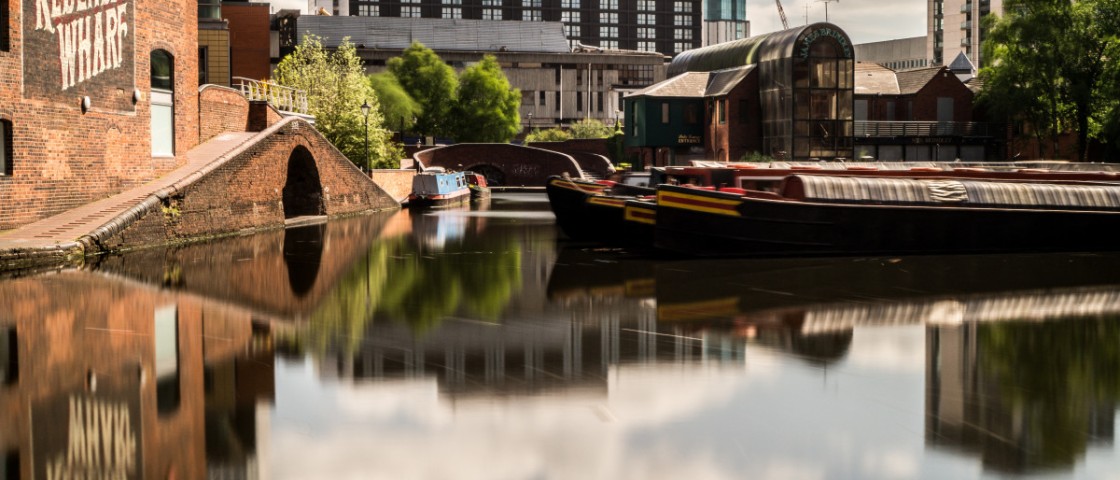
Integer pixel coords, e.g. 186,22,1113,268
0,0,200,230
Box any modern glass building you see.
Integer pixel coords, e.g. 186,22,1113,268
667,23,855,160
703,0,748,46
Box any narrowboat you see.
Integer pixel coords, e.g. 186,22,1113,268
545,175,654,245
655,174,1120,257
409,170,471,208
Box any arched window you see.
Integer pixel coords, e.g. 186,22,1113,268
150,50,175,156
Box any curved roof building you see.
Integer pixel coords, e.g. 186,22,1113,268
667,23,856,160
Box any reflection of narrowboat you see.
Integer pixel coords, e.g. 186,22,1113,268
409,170,471,208
657,173,1120,257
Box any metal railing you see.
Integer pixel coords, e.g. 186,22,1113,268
855,121,1004,138
232,77,309,116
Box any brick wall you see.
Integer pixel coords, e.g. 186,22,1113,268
369,170,417,203
912,69,975,122
417,144,583,186
708,72,761,161
91,118,398,252
0,0,201,231
199,85,250,143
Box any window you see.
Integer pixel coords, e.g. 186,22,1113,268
597,92,604,112
674,14,690,26
638,27,655,39
600,12,618,23
674,41,690,53
402,5,421,17
638,13,655,24
661,102,669,123
638,0,655,9
443,7,462,18
358,4,377,15
601,40,618,49
539,91,547,105
0,0,9,52
562,0,580,8
638,41,656,52
483,8,501,19
198,47,209,84
150,50,175,157
555,91,561,111
525,9,541,20
674,1,691,12
562,11,579,22
566,25,581,37
601,26,618,38
674,29,691,40
577,91,584,111
0,120,12,176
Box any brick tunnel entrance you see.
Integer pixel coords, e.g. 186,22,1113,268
283,146,324,219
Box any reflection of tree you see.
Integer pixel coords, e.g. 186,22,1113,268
978,318,1120,471
299,235,523,352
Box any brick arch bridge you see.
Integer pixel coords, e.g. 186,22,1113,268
415,144,610,186
85,86,398,253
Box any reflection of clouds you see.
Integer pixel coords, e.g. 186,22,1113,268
843,327,925,374
272,363,752,480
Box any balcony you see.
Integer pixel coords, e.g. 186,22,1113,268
233,77,310,117
960,20,971,30
961,37,972,46
960,3,972,13
855,121,1003,138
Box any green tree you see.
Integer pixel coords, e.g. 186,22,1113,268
387,42,458,138
368,72,421,136
980,0,1120,160
569,118,613,139
450,55,522,142
274,35,398,169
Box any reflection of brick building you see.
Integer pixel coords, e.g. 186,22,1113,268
0,0,200,230
0,273,274,479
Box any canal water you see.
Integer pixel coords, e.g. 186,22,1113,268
2,193,1120,479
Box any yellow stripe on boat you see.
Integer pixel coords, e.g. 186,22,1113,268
550,178,607,193
657,190,742,217
587,196,626,208
624,205,657,225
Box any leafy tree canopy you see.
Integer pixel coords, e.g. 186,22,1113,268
569,118,614,139
274,35,401,168
369,72,421,135
387,42,458,138
450,55,522,142
525,127,572,143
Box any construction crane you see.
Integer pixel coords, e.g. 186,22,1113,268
774,0,789,29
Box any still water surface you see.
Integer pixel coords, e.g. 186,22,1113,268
2,193,1120,479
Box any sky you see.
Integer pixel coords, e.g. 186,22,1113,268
266,0,927,46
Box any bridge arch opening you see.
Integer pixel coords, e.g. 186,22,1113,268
283,146,324,219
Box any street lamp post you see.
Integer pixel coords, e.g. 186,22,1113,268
360,100,371,173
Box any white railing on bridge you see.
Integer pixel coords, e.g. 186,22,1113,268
233,77,309,116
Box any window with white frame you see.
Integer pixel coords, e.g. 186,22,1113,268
601,26,618,38
358,4,377,15
150,50,175,157
638,41,656,52
600,12,618,23
402,5,421,17
443,7,462,17
525,9,542,20
562,11,578,22
562,0,579,8
674,28,691,40
674,14,689,25
638,27,655,39
602,0,618,9
638,0,655,10
638,13,655,24
483,8,501,19
674,41,690,53
673,1,690,12
566,25,581,37
601,40,618,49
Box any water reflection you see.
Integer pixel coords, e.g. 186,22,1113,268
1,194,1119,478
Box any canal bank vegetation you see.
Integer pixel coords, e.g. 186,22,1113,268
979,0,1120,161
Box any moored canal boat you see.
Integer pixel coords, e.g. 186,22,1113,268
546,175,655,245
656,174,1120,257
409,170,471,208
